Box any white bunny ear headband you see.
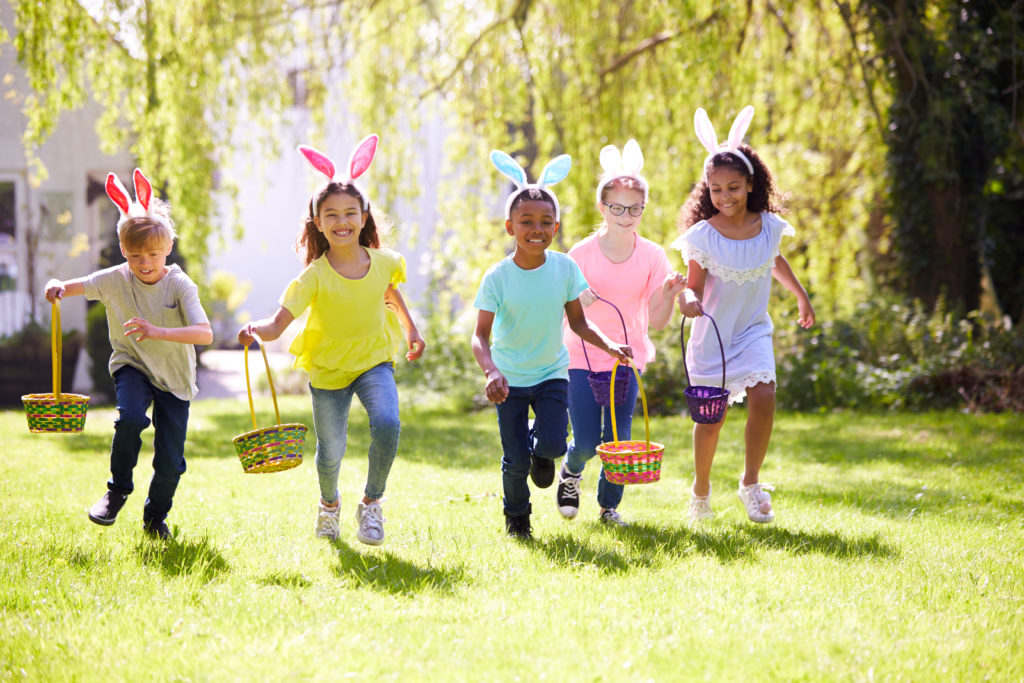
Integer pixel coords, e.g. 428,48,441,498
694,105,755,177
297,134,379,213
105,169,172,234
595,138,648,204
490,150,572,221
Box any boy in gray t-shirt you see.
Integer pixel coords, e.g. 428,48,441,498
44,171,212,541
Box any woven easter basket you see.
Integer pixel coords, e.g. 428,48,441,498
596,360,665,485
22,299,89,433
582,293,631,407
232,340,307,473
681,314,730,424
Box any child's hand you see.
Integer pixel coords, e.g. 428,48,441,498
237,323,257,347
607,344,633,363
797,296,816,329
123,317,160,342
578,288,598,307
44,280,65,303
483,369,509,404
662,272,687,299
677,289,703,318
406,331,426,361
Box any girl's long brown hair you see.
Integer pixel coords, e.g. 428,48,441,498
297,182,381,265
679,144,783,230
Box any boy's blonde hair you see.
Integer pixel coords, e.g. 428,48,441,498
118,204,176,251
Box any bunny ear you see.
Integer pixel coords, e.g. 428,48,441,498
727,106,755,150
621,139,644,174
132,169,152,211
599,145,622,175
490,150,528,187
538,154,572,187
347,134,378,181
297,145,336,182
105,173,131,216
694,108,719,154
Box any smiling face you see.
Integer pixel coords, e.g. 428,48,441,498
314,190,367,250
598,186,646,235
706,166,752,217
506,198,559,265
120,238,173,284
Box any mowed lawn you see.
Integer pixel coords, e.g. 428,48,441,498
1,397,1022,682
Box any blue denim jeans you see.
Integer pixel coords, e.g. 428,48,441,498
494,378,570,516
108,365,190,525
565,368,640,510
309,362,400,504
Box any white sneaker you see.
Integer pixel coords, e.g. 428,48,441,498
356,501,385,545
315,500,341,540
688,488,714,522
737,481,775,523
599,508,630,527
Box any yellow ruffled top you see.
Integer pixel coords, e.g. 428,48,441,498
281,249,406,389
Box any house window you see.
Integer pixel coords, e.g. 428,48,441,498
0,181,14,244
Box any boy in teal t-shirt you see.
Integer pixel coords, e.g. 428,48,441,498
472,160,632,539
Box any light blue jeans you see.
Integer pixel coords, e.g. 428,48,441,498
309,362,400,504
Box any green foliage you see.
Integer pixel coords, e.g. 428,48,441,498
86,301,113,402
205,270,251,349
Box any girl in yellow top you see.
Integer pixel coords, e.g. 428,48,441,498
239,136,425,545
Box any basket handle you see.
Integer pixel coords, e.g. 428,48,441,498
580,291,629,371
680,313,726,391
608,359,651,454
51,299,62,400
243,336,282,430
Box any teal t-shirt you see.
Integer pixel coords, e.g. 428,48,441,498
474,251,589,387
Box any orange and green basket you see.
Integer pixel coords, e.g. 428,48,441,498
232,340,307,474
21,299,90,433
596,360,665,485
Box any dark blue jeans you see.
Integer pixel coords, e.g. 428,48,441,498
566,368,640,510
108,365,189,525
495,378,570,516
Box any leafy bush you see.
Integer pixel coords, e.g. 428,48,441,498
86,302,114,402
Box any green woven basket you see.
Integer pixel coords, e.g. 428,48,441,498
232,340,306,474
22,299,89,434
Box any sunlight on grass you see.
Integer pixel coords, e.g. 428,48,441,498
1,400,1022,680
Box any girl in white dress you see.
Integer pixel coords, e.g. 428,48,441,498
673,106,815,523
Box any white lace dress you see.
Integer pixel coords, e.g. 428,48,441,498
670,213,795,404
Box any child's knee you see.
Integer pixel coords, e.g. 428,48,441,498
115,409,151,434
533,434,567,460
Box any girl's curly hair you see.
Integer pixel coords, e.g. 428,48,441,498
679,144,784,229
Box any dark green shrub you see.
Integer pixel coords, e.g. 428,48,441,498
87,302,114,402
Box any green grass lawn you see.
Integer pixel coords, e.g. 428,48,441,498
2,398,1022,681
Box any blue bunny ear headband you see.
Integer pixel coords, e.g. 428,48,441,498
490,150,572,221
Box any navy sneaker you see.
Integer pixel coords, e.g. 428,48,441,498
143,519,173,541
504,505,533,539
530,455,555,488
88,491,127,526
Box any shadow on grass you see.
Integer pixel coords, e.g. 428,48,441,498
331,541,466,595
616,521,900,565
533,532,635,573
258,570,314,589
134,533,231,581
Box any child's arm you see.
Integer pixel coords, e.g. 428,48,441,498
384,285,426,361
123,319,213,345
649,271,687,330
237,307,296,346
44,277,86,302
471,310,509,404
772,255,815,328
565,299,633,362
678,260,706,318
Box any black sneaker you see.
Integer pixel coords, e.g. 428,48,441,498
556,465,582,519
144,519,173,541
504,506,533,539
530,455,555,488
88,491,128,526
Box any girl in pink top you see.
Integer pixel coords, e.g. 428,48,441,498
557,140,686,525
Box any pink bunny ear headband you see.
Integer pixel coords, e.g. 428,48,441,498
105,169,173,234
595,139,649,204
297,134,379,213
490,150,572,221
694,106,755,177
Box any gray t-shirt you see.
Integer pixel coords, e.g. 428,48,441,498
83,263,209,401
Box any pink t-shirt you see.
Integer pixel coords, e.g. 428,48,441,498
562,233,672,372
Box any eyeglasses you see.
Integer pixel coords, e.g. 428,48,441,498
601,201,645,217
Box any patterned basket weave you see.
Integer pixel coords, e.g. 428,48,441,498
232,340,306,474
22,299,89,434
596,360,665,485
582,293,631,407
681,313,730,424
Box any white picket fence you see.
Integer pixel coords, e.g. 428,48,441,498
0,290,33,337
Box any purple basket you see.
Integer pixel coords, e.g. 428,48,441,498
681,314,730,423
581,294,631,407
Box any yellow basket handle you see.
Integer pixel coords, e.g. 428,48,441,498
243,335,282,431
608,359,651,453
51,299,62,400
